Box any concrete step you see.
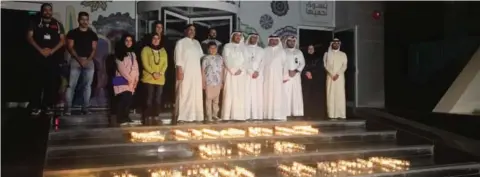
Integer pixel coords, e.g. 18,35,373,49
43,144,433,176
48,120,366,144
46,129,397,158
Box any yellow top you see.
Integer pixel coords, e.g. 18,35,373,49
140,46,168,85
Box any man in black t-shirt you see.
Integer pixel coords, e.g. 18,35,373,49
65,11,99,115
27,3,65,116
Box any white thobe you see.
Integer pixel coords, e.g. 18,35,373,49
222,43,247,120
324,51,348,119
263,46,288,120
175,37,204,121
244,45,265,119
284,48,305,116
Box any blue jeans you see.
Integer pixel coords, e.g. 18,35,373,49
65,58,94,110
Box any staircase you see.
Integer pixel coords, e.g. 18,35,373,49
43,112,480,177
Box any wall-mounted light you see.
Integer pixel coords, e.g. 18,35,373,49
372,10,381,20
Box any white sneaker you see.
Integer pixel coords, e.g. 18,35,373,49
120,122,130,127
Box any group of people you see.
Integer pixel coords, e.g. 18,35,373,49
175,25,349,123
27,3,348,126
26,3,167,126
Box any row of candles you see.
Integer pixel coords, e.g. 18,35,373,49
273,141,306,154
278,157,410,177
198,141,306,159
109,166,255,177
110,157,408,177
128,126,319,143
198,144,233,160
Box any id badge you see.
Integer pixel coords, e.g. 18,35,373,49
44,34,51,40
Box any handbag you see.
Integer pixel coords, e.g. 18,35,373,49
112,53,134,86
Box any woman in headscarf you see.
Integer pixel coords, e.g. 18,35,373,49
302,44,326,119
140,33,168,125
111,33,139,126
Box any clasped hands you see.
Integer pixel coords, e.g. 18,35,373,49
40,48,52,57
152,72,163,80
331,74,339,81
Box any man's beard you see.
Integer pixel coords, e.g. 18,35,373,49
209,35,216,39
43,14,52,20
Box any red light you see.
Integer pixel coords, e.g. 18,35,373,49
372,11,381,20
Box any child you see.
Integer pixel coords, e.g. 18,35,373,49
202,42,225,121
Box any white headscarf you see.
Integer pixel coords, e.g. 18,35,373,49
327,38,341,60
284,35,298,50
230,31,244,46
267,35,283,49
245,33,260,46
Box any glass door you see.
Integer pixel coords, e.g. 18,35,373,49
163,10,189,42
333,26,358,108
189,16,233,45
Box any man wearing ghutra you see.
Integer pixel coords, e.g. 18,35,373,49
243,33,265,120
324,38,347,119
283,36,305,117
174,24,204,122
262,35,288,121
221,31,248,121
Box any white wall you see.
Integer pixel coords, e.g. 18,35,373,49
435,47,480,115
237,1,335,47
451,71,480,114
46,1,135,36
336,2,385,108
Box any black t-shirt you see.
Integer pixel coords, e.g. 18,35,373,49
28,17,65,48
66,28,98,57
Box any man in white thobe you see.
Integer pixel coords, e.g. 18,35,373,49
175,24,204,122
283,36,305,117
263,35,288,120
222,31,248,121
324,38,348,119
244,33,265,120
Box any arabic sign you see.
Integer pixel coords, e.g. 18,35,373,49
299,1,334,27
306,1,328,16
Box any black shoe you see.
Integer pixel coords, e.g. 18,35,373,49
44,107,54,116
31,109,42,116
81,109,92,115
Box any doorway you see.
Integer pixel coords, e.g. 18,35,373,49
190,16,233,45
334,26,358,107
1,9,38,105
297,26,333,54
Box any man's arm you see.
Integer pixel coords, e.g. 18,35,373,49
87,32,99,61
338,54,348,74
174,40,184,71
51,22,65,54
201,57,207,87
26,21,43,53
222,45,235,74
323,52,334,77
66,31,80,60
295,52,306,72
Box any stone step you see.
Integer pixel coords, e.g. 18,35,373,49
45,138,416,171
43,144,433,176
47,129,396,157
354,163,480,177
48,120,366,143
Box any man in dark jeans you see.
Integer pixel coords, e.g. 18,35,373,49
65,11,99,115
27,3,65,116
